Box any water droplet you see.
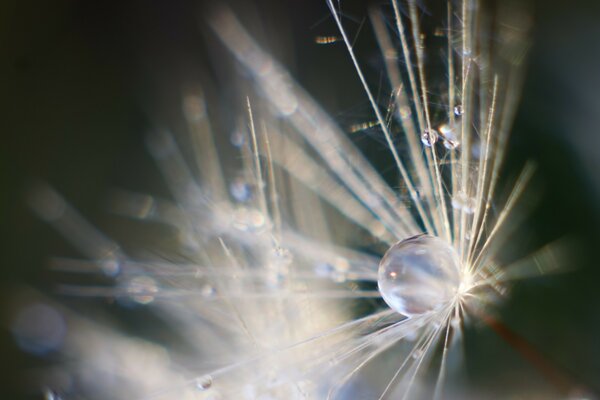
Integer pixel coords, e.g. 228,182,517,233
127,276,158,304
229,177,252,202
196,375,213,391
314,262,335,277
377,235,461,316
412,349,424,359
44,389,62,400
183,95,206,121
439,124,460,150
201,283,217,298
399,106,412,120
230,131,246,148
451,192,476,214
471,140,483,159
454,105,464,116
421,129,438,147
232,207,266,232
270,246,293,268
11,303,66,356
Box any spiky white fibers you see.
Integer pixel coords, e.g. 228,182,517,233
25,1,562,399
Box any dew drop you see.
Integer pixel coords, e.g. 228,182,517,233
229,177,252,202
230,131,246,148
44,389,62,400
232,207,266,232
196,375,213,391
439,124,460,150
412,349,424,359
314,262,335,278
127,276,158,304
377,235,461,316
399,106,412,120
200,283,217,298
421,128,438,147
454,105,464,116
451,192,476,214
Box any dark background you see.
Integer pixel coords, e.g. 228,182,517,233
1,0,599,398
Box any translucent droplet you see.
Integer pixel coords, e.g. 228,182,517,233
196,375,213,391
412,349,424,359
230,131,246,148
127,276,158,304
454,105,464,116
451,192,476,214
270,246,293,268
44,389,62,400
200,283,217,298
439,124,460,150
399,106,412,120
232,207,266,232
183,95,206,122
377,235,461,316
314,262,334,277
11,303,66,356
421,129,438,147
229,177,252,202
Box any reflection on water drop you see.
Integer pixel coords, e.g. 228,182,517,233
378,235,461,316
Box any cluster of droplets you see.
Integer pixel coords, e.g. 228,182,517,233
419,104,464,150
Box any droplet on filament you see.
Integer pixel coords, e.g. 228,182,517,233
377,235,461,316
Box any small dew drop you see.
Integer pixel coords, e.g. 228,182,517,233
196,375,213,391
200,283,217,298
229,177,252,203
421,129,438,147
314,262,334,278
127,276,158,304
11,303,66,356
454,105,464,116
412,349,424,359
230,131,246,148
439,124,460,150
451,192,476,214
399,106,412,120
377,235,461,316
232,207,266,233
44,389,62,400
183,95,206,122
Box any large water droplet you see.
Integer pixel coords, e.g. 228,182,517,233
377,235,461,316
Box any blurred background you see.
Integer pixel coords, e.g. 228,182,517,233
1,0,599,398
